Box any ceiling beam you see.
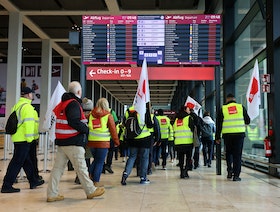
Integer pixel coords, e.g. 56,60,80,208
0,38,69,42
104,0,120,14
0,0,79,66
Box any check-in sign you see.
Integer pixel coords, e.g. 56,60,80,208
86,67,215,80
87,67,140,80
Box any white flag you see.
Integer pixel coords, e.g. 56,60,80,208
133,58,150,123
246,59,261,120
42,81,66,141
185,96,201,115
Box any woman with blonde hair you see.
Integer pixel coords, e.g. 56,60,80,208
87,98,119,187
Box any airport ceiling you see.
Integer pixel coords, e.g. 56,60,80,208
0,0,220,106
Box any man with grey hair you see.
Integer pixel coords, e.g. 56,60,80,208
47,81,105,202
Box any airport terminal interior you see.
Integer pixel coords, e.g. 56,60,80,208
1,0,280,211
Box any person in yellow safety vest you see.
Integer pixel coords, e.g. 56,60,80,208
47,81,105,202
87,98,120,187
215,93,250,182
1,87,44,193
173,105,195,179
121,104,153,185
155,109,172,170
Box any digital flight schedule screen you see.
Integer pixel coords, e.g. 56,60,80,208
82,14,221,66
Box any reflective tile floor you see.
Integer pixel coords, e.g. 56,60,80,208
0,150,280,212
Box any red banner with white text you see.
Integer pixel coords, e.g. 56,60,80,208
86,67,214,80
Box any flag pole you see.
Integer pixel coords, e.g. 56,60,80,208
215,66,221,175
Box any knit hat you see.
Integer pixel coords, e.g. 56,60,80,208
82,97,93,111
21,87,33,95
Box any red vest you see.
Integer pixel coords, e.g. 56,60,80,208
53,99,87,139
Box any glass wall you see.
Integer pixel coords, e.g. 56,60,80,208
234,0,253,27
223,0,270,167
235,59,268,162
235,11,266,71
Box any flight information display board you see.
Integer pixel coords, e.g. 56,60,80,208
82,14,221,65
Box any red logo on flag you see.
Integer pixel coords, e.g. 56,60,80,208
137,79,146,100
186,102,195,109
248,77,259,103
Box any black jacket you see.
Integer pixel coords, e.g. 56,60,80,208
55,92,89,147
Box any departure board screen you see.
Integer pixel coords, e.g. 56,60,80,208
82,14,221,65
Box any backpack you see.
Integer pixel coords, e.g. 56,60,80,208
5,103,27,134
152,115,161,142
200,121,213,138
124,110,143,139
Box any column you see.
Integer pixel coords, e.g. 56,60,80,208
6,12,23,117
39,39,52,131
62,56,71,88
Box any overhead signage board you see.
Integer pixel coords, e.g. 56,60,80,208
86,66,214,80
82,14,221,66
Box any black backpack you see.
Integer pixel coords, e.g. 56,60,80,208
124,110,143,139
5,103,27,134
200,121,213,138
152,115,161,142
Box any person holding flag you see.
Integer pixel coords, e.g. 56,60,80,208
215,93,250,181
173,105,195,179
121,59,153,185
185,96,202,169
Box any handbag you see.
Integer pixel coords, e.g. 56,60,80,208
193,125,200,147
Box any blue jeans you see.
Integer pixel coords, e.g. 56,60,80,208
152,145,161,165
124,147,149,179
2,142,37,189
89,148,108,182
201,137,214,165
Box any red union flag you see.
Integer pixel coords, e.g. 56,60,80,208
133,58,150,122
246,59,261,120
185,96,201,115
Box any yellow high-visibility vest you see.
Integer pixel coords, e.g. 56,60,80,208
222,103,245,134
88,114,110,142
174,116,193,145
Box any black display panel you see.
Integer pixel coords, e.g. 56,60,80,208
82,14,221,65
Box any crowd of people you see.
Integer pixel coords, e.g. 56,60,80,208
1,80,250,202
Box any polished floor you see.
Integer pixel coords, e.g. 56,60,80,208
0,148,280,212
